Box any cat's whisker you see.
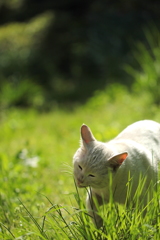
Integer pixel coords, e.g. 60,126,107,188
63,162,73,170
61,171,73,176
61,162,73,175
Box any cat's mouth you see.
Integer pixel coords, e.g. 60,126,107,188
77,183,86,188
76,181,87,188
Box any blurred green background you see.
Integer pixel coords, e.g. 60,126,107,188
1,1,160,238
0,0,160,110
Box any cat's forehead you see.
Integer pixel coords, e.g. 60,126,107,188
88,143,109,155
84,144,111,165
88,146,104,159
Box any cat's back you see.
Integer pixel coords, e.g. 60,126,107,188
107,120,160,163
115,120,160,147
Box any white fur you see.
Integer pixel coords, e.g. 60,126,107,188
73,120,160,228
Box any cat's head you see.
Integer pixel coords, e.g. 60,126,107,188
73,124,128,189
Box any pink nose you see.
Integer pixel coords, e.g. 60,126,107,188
77,179,83,185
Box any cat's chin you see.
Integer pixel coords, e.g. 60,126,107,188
78,185,86,188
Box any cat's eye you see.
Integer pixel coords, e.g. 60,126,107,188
78,165,82,170
89,174,95,177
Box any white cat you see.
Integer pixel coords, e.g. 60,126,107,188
73,120,160,228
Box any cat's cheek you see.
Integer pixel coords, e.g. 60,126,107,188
73,170,79,186
73,172,82,187
74,178,80,187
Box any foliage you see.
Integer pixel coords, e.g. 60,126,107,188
0,86,160,239
0,12,52,74
0,79,44,109
0,12,52,109
1,1,160,106
125,25,160,106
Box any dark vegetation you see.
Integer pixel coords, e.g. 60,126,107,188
0,0,160,108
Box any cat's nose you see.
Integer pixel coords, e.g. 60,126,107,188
77,178,83,185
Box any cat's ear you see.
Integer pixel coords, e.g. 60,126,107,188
80,124,96,147
107,152,128,169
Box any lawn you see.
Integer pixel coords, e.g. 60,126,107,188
0,85,160,239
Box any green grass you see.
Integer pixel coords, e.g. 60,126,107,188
0,85,160,239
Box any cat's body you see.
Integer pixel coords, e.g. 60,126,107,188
73,120,160,228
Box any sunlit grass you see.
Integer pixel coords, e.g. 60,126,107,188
0,86,160,239
2,178,159,239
